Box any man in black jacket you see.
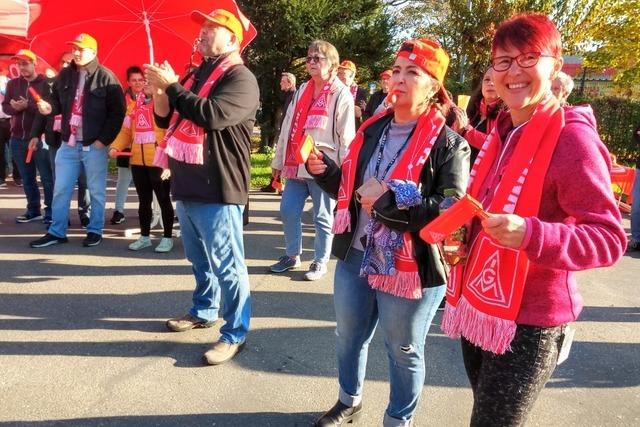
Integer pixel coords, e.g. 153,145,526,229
1,49,54,223
29,33,126,248
145,6,259,365
363,69,392,121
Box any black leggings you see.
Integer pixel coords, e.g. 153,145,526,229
131,165,174,238
462,324,564,427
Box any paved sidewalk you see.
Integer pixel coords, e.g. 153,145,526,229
0,179,638,426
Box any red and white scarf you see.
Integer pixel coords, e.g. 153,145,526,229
282,78,337,178
334,106,446,298
153,53,243,169
349,84,358,100
442,97,564,354
123,95,155,144
67,75,85,146
53,114,62,132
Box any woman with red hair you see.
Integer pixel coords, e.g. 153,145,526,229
442,13,626,425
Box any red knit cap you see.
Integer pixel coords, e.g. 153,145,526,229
396,38,449,83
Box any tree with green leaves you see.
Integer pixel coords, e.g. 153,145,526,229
240,0,396,150
394,0,628,96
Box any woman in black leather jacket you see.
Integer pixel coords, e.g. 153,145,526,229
307,38,469,427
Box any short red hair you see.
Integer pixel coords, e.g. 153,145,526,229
492,13,562,58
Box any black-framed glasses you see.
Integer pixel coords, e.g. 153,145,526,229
306,55,327,64
491,52,557,72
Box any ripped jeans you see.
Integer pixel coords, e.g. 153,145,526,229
333,249,445,425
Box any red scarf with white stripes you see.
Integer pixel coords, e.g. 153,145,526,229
123,95,155,144
442,97,564,354
282,78,336,178
153,53,243,169
333,106,445,298
67,76,85,146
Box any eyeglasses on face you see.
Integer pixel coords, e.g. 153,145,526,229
491,52,557,72
306,55,327,64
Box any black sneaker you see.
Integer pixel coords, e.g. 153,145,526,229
80,214,90,229
42,216,52,225
110,211,125,225
30,233,68,248
83,232,102,247
627,239,639,252
16,212,43,223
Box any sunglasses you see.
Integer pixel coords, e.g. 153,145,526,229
306,55,327,64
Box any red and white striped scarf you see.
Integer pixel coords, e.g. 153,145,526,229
67,75,85,146
123,95,155,144
334,106,445,299
282,78,337,178
153,53,243,169
442,97,564,354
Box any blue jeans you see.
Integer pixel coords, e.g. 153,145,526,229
333,249,445,426
48,142,108,237
176,200,251,344
114,166,132,212
631,169,640,242
10,137,53,219
280,178,335,264
49,145,90,217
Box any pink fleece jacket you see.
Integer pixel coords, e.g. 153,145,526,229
471,105,626,327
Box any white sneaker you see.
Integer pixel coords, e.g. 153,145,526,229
128,236,152,251
155,237,173,253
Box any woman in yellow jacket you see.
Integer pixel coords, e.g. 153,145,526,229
109,82,174,252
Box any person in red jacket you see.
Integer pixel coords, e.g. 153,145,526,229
442,13,626,426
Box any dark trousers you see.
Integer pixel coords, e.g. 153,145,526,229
462,325,564,427
131,165,173,237
0,118,18,181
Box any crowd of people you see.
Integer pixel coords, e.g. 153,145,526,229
0,4,636,426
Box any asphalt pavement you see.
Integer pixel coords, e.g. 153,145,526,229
0,178,638,426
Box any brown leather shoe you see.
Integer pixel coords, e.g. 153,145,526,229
166,314,216,332
203,340,245,365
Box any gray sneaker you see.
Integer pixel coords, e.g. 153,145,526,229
269,256,301,273
304,262,328,281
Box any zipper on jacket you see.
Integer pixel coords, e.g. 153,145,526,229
373,210,409,225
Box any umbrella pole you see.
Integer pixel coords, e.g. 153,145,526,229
143,11,154,65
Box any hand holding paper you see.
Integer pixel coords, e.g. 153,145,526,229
420,194,489,244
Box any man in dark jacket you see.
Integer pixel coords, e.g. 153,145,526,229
29,33,126,248
363,69,392,121
1,49,54,223
145,6,259,365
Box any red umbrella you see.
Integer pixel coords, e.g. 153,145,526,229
28,0,255,85
0,35,51,78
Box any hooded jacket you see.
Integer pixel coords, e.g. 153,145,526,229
468,105,626,327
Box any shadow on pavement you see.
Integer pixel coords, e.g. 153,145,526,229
0,412,318,426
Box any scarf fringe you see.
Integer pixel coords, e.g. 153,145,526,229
282,165,298,179
152,146,169,169
69,114,82,127
368,270,423,300
122,116,131,129
441,302,460,338
164,136,204,165
53,115,62,132
305,115,328,130
449,296,516,355
332,208,351,233
134,131,156,145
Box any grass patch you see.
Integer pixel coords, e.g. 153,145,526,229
250,152,272,189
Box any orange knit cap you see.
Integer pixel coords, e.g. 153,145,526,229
396,38,449,83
